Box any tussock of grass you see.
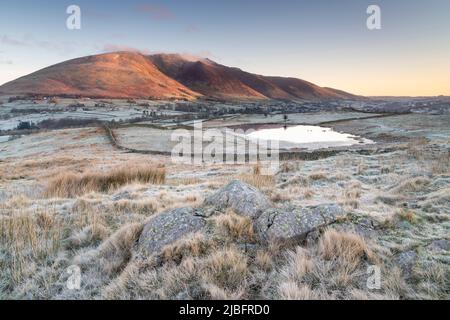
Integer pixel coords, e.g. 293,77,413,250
237,173,275,189
279,247,314,283
343,184,361,209
212,211,255,242
279,162,299,173
318,229,373,267
272,233,383,300
112,199,158,216
204,247,249,290
406,138,428,160
357,161,368,175
375,193,407,206
308,171,328,181
255,250,273,271
0,210,63,287
395,209,418,225
303,188,314,199
278,282,313,300
421,188,450,213
413,261,450,299
391,177,431,194
431,154,450,174
161,233,211,263
45,166,166,198
168,177,202,186
288,176,309,186
68,224,110,249
253,163,262,175
94,223,143,275
270,191,292,203
103,245,249,300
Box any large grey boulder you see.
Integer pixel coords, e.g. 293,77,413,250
255,204,346,243
139,207,206,254
204,180,272,219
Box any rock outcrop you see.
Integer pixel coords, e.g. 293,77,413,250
139,181,347,254
255,204,346,242
204,180,272,219
139,207,207,253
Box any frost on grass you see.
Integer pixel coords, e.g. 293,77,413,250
0,128,449,300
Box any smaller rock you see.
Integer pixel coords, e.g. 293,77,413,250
112,191,132,201
427,239,450,252
204,180,272,219
394,250,418,278
332,222,379,240
139,207,206,254
256,204,345,243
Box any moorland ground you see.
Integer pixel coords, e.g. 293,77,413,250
0,97,449,300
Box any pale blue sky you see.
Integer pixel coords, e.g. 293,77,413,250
1,0,449,95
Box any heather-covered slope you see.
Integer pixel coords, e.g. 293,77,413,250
0,51,358,101
0,52,201,99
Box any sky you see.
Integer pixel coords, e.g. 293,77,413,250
0,0,449,96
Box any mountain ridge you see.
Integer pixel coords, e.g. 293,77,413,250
0,51,361,101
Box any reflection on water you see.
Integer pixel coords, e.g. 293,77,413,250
246,125,372,150
0,136,11,143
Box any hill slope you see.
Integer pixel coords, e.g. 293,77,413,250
149,53,358,100
0,51,359,101
0,52,200,99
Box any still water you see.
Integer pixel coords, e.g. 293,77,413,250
246,125,373,150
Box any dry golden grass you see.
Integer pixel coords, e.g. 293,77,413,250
288,175,309,186
357,161,368,175
0,194,30,210
393,209,418,225
413,261,449,299
270,191,292,203
343,184,361,209
2,131,449,300
161,233,211,263
255,250,274,271
103,245,249,300
431,153,450,175
279,247,314,283
237,173,275,189
203,247,249,290
406,138,428,160
68,223,110,249
308,171,328,181
391,177,430,194
332,172,351,181
278,282,313,300
0,209,63,285
275,247,327,300
303,188,314,199
279,162,300,173
111,199,157,216
318,229,372,268
421,188,450,212
253,163,262,175
212,211,255,242
168,177,202,186
44,165,166,198
95,223,143,275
